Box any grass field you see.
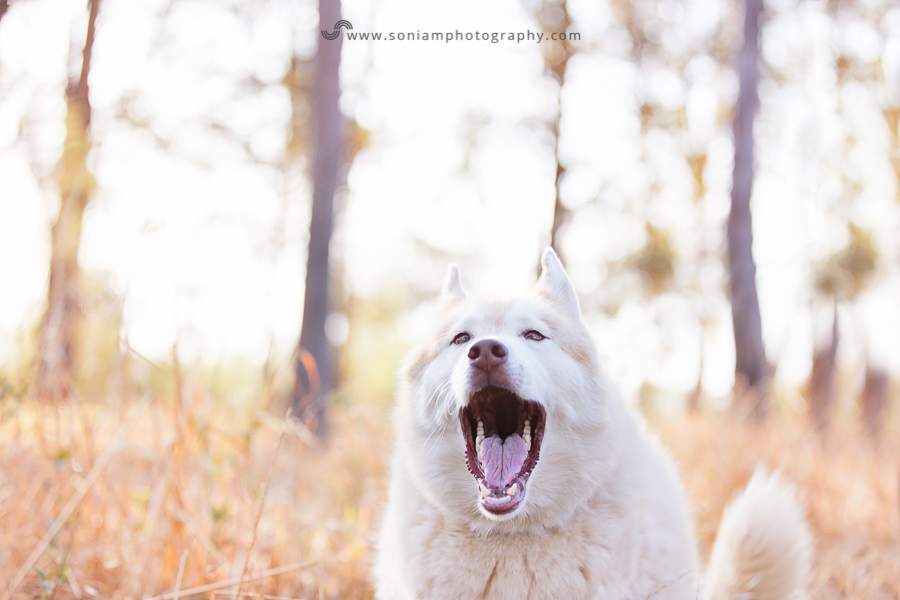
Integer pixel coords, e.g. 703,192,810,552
0,390,897,600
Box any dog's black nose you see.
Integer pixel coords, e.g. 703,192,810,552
468,339,508,371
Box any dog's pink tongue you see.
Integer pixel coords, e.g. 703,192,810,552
481,434,527,488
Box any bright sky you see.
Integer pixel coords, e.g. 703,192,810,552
1,0,899,405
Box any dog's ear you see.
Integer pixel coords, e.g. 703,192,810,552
535,248,581,319
440,264,467,303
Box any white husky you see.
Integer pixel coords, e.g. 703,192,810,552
375,249,810,600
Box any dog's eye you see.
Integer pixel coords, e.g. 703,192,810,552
451,332,471,345
524,330,546,341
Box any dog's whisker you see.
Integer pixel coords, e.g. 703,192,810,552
428,421,449,459
422,417,444,450
426,379,450,407
432,379,455,415
561,421,577,455
433,379,454,412
426,385,460,459
438,381,453,409
440,386,458,417
422,382,454,450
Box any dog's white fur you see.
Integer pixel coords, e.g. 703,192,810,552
376,249,811,600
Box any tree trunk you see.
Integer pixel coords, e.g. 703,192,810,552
808,301,838,431
294,0,342,434
860,363,888,438
727,0,769,421
37,0,100,403
687,324,704,413
549,163,568,262
538,0,572,268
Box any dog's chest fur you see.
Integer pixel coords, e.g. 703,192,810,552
377,423,698,600
397,508,637,600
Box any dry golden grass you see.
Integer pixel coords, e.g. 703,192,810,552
661,414,900,600
1,393,897,600
0,394,388,600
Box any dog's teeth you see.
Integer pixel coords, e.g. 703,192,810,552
480,483,491,496
507,483,517,496
477,420,484,435
526,438,532,451
524,419,530,432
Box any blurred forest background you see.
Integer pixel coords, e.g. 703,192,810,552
1,0,899,597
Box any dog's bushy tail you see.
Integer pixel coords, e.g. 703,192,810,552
704,467,811,600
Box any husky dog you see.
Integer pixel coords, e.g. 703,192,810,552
376,249,810,600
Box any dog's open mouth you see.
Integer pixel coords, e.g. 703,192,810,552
459,386,546,515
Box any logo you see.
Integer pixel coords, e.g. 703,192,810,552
321,20,352,40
